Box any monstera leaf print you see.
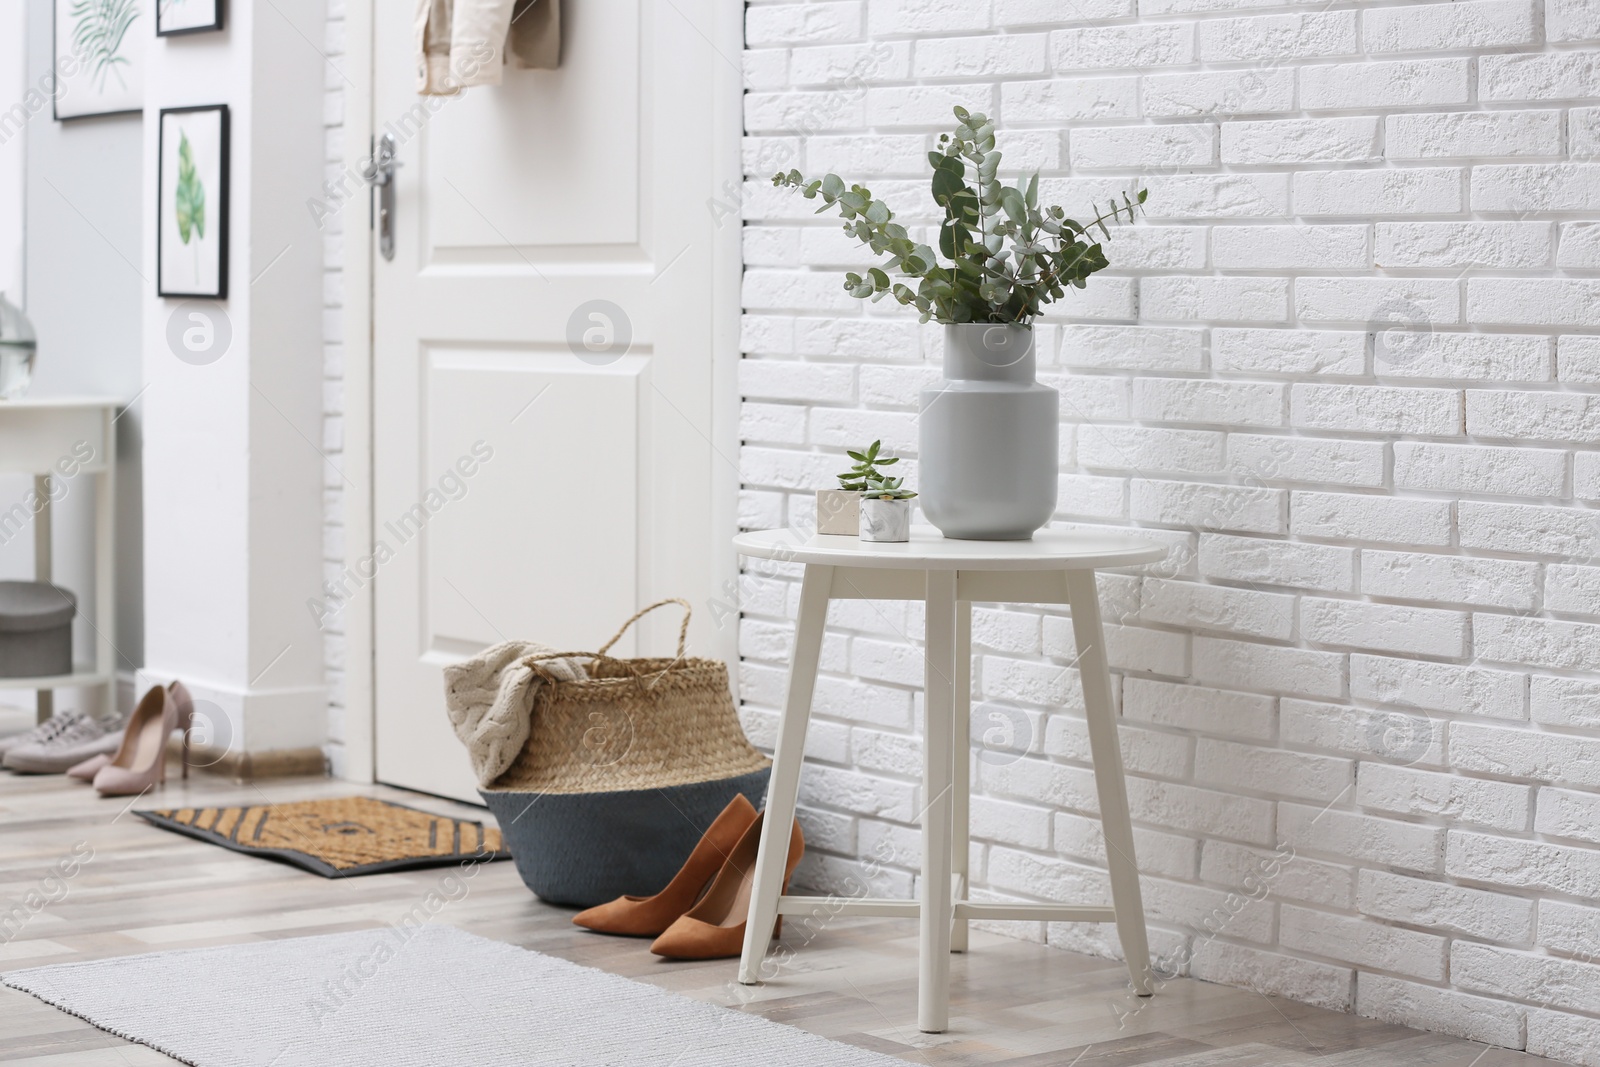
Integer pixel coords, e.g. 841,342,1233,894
69,0,140,92
175,130,206,260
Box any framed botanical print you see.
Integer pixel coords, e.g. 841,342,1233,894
156,0,222,36
158,105,229,299
54,0,148,120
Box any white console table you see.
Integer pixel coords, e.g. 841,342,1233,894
0,398,120,722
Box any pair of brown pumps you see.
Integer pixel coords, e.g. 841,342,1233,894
572,794,804,959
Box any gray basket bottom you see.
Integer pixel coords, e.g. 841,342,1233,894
481,767,772,908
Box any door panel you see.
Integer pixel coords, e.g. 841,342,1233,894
372,0,721,802
422,352,641,656
428,8,640,252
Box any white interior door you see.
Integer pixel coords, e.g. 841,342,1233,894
371,0,731,802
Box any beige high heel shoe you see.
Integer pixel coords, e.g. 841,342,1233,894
66,753,112,781
92,683,194,797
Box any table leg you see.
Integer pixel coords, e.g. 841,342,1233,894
739,562,832,986
94,435,117,720
920,570,957,1033
1066,569,1153,996
950,598,971,955
34,474,52,726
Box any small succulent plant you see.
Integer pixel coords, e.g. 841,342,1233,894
839,440,916,500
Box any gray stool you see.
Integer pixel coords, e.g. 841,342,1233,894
0,581,75,678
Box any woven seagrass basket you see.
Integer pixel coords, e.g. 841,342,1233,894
481,599,771,907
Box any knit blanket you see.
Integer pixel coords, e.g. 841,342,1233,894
443,641,587,788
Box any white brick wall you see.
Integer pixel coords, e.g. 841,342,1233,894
320,0,348,776
739,0,1600,1057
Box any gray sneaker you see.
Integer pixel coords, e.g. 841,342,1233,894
0,709,89,759
4,712,124,774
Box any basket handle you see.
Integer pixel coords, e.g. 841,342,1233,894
516,599,692,682
596,598,692,660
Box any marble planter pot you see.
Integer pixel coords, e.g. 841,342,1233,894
815,489,859,536
859,497,911,542
919,323,1058,540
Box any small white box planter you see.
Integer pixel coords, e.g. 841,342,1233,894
859,497,911,543
815,489,859,536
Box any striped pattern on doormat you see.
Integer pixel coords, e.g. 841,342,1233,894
135,795,508,877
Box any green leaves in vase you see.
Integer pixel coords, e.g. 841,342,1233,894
773,106,1146,326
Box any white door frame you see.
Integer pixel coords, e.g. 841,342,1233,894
334,0,745,783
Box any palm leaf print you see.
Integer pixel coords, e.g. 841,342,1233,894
175,130,205,247
69,0,139,92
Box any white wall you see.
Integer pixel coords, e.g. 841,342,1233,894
0,0,30,610
0,0,144,714
0,0,327,745
139,0,328,754
0,0,23,297
738,1,1600,1061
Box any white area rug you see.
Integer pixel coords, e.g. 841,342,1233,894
3,924,907,1066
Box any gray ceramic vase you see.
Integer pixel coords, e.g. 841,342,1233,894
919,323,1058,540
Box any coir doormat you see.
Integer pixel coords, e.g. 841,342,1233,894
136,795,509,877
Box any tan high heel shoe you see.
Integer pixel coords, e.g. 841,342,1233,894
649,810,804,960
572,794,758,937
92,683,193,797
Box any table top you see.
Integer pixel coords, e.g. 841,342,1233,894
0,396,123,412
733,526,1167,571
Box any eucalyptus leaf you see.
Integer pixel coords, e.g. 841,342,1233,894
771,108,1144,325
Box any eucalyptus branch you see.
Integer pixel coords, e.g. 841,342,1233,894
773,107,1145,326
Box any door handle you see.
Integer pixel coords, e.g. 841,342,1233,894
361,134,402,261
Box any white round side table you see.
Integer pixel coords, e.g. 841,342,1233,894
733,525,1166,1034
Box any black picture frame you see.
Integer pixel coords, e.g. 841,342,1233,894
157,104,230,300
155,0,223,37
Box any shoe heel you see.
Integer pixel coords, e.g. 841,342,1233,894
173,682,194,782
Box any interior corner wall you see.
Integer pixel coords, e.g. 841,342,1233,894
140,0,329,754
245,0,336,748
0,0,144,714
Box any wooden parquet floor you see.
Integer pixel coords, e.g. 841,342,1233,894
0,767,1577,1066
